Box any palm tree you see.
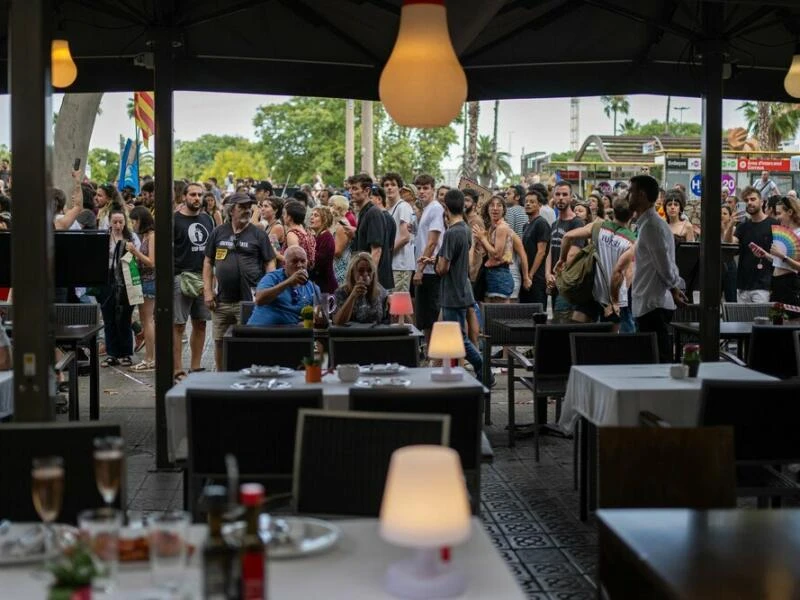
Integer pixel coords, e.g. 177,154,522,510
475,134,512,188
737,101,800,150
465,101,480,178
618,118,639,136
600,95,630,136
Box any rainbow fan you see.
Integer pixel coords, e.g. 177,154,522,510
772,225,800,260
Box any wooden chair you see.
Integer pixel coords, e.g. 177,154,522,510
747,324,800,379
0,422,123,524
292,409,450,517
598,426,736,509
223,326,314,371
569,332,658,366
349,386,482,514
186,388,323,520
722,302,772,322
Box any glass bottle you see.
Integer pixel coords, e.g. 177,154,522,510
239,484,267,600
202,485,235,599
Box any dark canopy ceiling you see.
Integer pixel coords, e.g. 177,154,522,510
2,0,800,101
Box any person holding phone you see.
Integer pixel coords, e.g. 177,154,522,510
248,246,319,326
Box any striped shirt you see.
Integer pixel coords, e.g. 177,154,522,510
505,205,527,237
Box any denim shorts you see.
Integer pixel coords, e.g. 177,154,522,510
485,265,514,299
141,279,155,299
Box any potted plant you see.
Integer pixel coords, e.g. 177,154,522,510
303,356,322,383
682,343,701,377
47,543,98,600
300,305,314,329
768,303,787,325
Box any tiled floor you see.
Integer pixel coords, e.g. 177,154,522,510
62,326,597,598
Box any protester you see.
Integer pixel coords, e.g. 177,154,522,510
368,184,396,290
308,206,338,293
330,195,354,285
720,205,737,302
476,196,514,303
519,188,550,306
280,199,316,269
383,172,415,293
545,181,585,322
203,191,223,226
755,170,780,200
249,246,318,326
96,184,124,229
128,206,156,371
413,174,444,345
348,174,390,288
333,252,389,325
664,189,694,243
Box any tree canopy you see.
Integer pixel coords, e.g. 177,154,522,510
737,101,800,151
200,148,270,184
174,134,261,181
87,148,120,184
617,119,702,137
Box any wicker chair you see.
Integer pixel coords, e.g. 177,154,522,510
747,324,800,379
722,302,772,322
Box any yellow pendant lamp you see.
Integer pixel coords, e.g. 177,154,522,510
785,44,800,99
51,39,77,88
379,0,467,128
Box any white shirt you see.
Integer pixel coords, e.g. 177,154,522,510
415,200,445,275
388,200,415,271
539,205,556,226
632,207,684,317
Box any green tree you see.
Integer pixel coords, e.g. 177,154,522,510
174,134,254,180
200,148,270,184
87,147,120,183
475,135,512,187
600,95,630,136
737,101,800,151
618,118,639,135
0,144,9,162
616,119,702,137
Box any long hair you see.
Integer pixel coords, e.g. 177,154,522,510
342,252,380,301
108,208,133,241
481,194,507,230
130,205,154,236
777,195,800,226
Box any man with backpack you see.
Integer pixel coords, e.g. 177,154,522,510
544,182,585,322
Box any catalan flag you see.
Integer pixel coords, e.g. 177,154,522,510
134,91,155,148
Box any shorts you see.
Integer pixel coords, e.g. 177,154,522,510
485,265,514,299
213,301,241,340
552,293,575,324
771,273,800,318
737,289,770,304
392,270,413,293
141,279,155,299
173,274,212,325
577,301,622,323
414,273,441,331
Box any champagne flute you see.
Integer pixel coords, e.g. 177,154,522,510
31,456,64,545
93,436,124,507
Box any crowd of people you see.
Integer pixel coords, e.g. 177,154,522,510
0,159,799,386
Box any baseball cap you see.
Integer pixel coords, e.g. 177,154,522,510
227,192,255,205
401,183,418,198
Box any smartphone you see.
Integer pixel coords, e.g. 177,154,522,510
73,157,81,171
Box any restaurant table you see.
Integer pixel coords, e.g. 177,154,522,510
558,362,777,521
3,323,102,421
670,321,753,361
3,518,525,599
165,367,486,463
0,370,12,420
598,508,800,600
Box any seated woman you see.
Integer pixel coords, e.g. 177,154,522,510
0,325,10,370
248,246,319,326
333,252,390,325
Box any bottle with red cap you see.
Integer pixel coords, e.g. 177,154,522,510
239,483,267,600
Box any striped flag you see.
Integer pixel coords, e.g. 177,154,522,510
134,91,155,148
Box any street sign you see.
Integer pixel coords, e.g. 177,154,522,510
690,174,703,197
592,170,611,179
737,158,792,172
688,157,702,170
721,158,738,171
642,142,656,154
721,173,736,195
666,157,688,170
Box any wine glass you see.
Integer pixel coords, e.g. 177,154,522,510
93,436,124,507
31,456,64,543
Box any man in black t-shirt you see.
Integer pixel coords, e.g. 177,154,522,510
519,189,551,306
203,192,275,370
728,185,775,303
173,182,216,380
349,174,391,288
369,185,397,290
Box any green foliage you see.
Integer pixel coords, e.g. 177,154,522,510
737,101,800,151
475,135,512,187
624,119,702,137
0,144,9,162
174,135,256,181
600,95,630,135
200,148,270,184
87,147,120,183
549,150,576,162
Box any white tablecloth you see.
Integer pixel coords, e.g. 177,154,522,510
3,519,525,599
0,370,12,419
558,362,777,433
166,368,485,463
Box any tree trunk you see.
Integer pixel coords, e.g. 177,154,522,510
53,93,103,194
467,101,479,177
613,109,618,137
757,101,772,150
665,96,671,134
491,100,499,187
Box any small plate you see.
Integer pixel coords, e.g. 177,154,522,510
240,366,295,378
231,380,292,391
223,517,341,560
0,523,77,565
359,363,407,375
354,377,411,388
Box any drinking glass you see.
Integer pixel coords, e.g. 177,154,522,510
94,436,124,506
31,456,64,527
78,508,122,593
149,510,190,593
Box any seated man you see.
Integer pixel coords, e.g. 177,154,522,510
333,252,389,325
0,325,10,370
248,246,319,326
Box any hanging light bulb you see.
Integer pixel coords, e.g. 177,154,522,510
786,44,800,99
51,39,77,88
379,0,467,128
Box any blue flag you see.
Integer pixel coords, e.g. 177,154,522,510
119,138,140,194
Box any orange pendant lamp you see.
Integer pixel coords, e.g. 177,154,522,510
785,44,800,98
379,0,467,128
51,39,77,88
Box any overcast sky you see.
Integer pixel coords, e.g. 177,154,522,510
0,92,755,173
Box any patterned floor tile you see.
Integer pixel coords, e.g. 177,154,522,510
534,574,594,592
491,510,536,524
546,591,597,600
495,549,521,564
488,534,511,550
515,548,571,564
482,522,503,536
482,490,519,502
484,498,528,512
523,562,580,577
498,521,544,535
507,534,555,550
561,546,599,574
549,532,598,548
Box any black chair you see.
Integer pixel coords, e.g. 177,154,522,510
349,387,482,514
223,326,314,371
747,324,800,379
329,334,419,367
0,422,122,524
508,322,613,456
186,388,323,520
569,332,658,366
795,331,800,377
722,302,772,322
700,379,800,506
293,409,450,517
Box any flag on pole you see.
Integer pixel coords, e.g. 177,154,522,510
134,91,155,148
119,138,140,194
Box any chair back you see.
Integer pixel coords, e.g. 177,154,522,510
673,303,702,322
293,409,450,517
700,379,800,464
598,426,736,509
223,327,314,371
0,422,122,524
480,302,544,346
722,302,772,322
747,324,800,379
534,322,614,379
240,301,255,324
795,331,800,378
329,335,419,367
570,332,658,365
54,303,99,326
186,389,323,518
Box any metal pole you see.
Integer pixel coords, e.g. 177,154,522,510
361,100,374,178
10,0,54,421
345,100,355,179
699,2,722,362
153,29,176,468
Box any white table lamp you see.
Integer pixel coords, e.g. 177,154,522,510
380,445,472,599
427,321,465,382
